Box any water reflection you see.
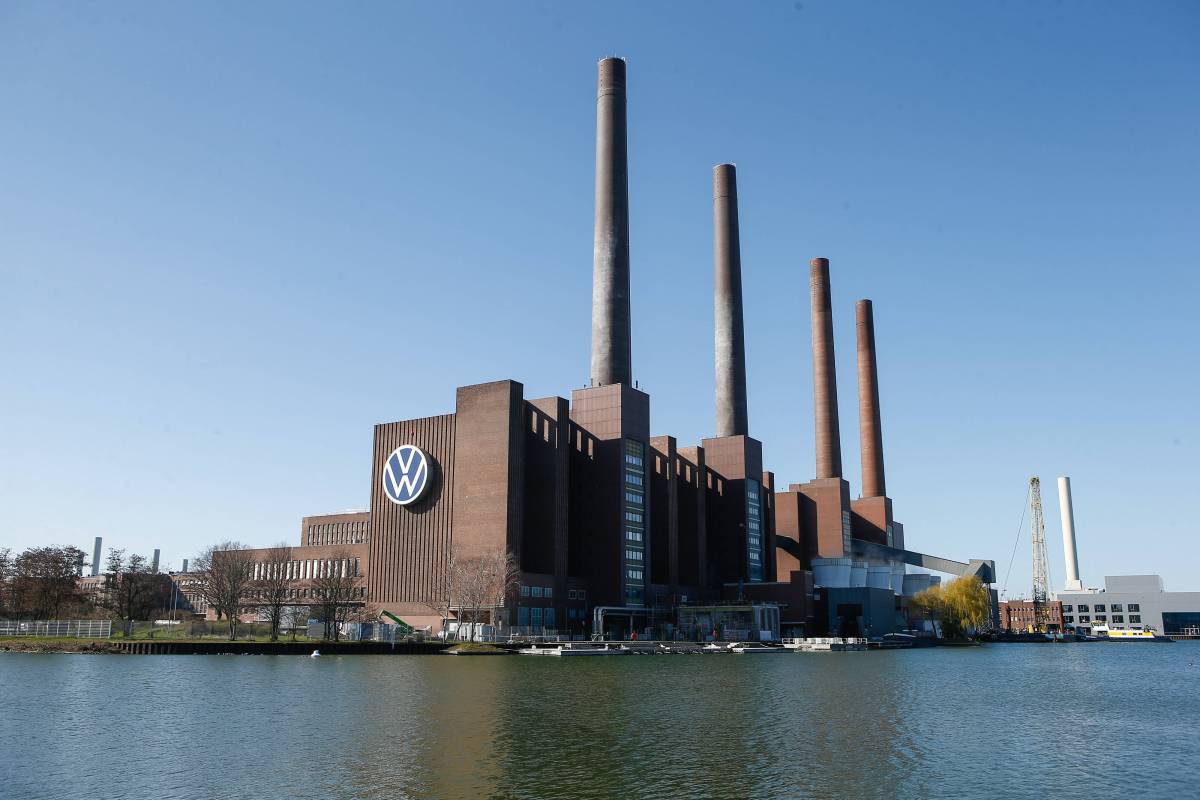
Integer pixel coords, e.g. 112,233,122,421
2,644,1198,799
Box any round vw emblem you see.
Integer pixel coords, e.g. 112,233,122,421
382,445,430,506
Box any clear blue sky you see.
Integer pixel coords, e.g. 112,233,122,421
2,2,1196,595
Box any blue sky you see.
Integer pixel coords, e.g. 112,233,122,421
2,2,1196,595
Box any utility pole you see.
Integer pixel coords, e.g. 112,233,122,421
1029,477,1052,632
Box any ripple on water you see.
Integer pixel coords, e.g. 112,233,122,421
2,644,1198,800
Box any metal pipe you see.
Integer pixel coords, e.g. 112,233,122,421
810,258,842,479
590,57,632,386
714,163,748,437
856,299,885,497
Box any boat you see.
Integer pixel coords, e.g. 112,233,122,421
728,642,788,654
519,643,631,656
783,637,867,652
1094,625,1173,643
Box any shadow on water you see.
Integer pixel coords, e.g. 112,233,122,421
2,644,1199,799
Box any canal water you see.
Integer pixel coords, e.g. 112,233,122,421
2,643,1197,799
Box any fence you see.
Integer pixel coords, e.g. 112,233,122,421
0,620,112,638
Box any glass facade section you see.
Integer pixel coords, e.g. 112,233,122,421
746,479,764,581
841,511,852,554
622,439,647,607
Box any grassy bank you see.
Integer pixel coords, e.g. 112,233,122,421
1,637,125,654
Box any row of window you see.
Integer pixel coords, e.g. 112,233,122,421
519,585,554,598
516,606,557,628
253,558,361,582
1065,614,1141,624
1063,603,1139,613
306,521,368,546
625,549,643,561
626,529,643,543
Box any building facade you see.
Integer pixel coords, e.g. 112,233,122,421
1059,575,1200,636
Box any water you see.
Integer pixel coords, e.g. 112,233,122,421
2,644,1198,800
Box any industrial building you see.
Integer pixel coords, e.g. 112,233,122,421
1049,477,1200,636
1059,577,1200,637
223,57,995,638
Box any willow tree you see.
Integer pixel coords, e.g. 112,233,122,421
913,576,991,640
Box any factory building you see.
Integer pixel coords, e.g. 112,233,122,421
1059,577,1200,636
225,57,994,638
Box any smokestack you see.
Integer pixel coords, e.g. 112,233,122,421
182,558,189,574
856,300,885,497
90,536,102,577
1058,477,1083,590
810,258,842,479
152,549,160,573
713,164,748,438
590,57,632,387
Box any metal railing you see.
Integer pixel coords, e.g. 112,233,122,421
0,620,112,638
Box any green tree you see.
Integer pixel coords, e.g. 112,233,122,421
913,576,991,640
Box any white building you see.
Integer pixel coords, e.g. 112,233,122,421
1058,575,1200,636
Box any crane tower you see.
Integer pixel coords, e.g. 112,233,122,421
1029,477,1053,631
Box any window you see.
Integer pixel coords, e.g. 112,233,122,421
1063,615,1074,623
626,529,643,543
1128,604,1140,612
1077,605,1089,612
625,491,643,505
1094,604,1106,612
1112,615,1124,623
1130,615,1141,623
626,549,643,561
578,589,585,600
1095,615,1107,622
568,589,577,600
626,474,644,486
544,608,556,628
530,608,542,627
518,607,529,626
1062,605,1073,612
1110,604,1123,612
1079,615,1090,622
544,587,553,599
531,586,543,598
625,511,643,523
520,585,530,597
627,568,643,580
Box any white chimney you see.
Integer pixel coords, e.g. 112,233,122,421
1058,476,1083,591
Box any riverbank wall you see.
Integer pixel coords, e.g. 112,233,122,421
1,639,452,655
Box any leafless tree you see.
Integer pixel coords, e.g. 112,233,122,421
10,546,88,620
101,549,169,635
193,542,255,640
0,548,13,618
253,544,293,641
429,545,457,639
311,550,363,641
284,604,310,641
452,549,520,641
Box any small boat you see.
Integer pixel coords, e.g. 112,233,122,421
729,642,788,654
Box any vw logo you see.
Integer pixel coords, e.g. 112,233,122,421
382,445,430,506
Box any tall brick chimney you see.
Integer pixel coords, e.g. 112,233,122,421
810,258,842,479
590,57,632,387
713,163,748,437
856,299,885,497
